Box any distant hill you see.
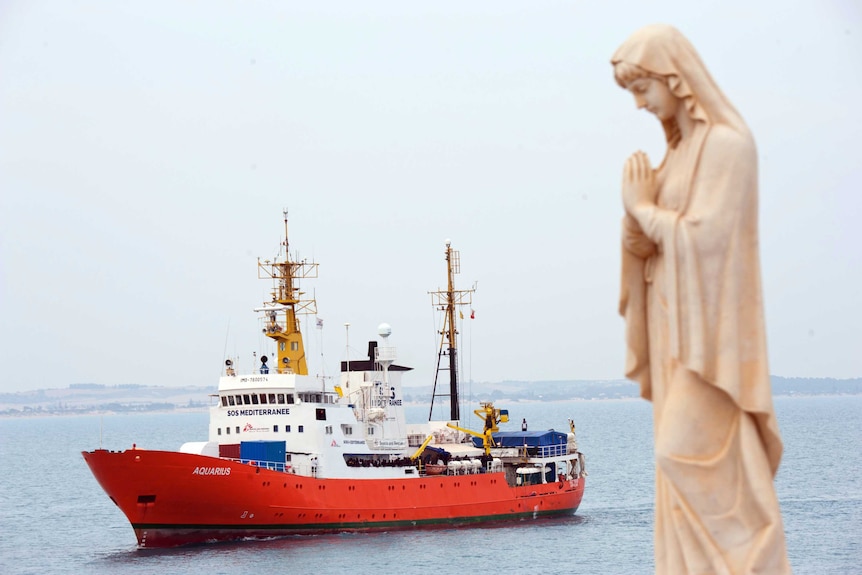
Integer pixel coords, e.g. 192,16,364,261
403,376,862,404
403,379,639,403
0,384,214,417
1,376,859,417
768,376,862,396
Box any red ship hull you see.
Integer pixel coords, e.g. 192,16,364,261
83,448,585,548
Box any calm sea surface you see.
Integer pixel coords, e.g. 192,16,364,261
0,396,859,574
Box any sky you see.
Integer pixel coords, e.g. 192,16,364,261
1,1,860,393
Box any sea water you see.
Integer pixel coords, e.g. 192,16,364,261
0,396,859,574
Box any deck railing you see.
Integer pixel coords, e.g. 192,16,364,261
534,444,568,458
224,458,290,473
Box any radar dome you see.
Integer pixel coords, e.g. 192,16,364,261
377,323,392,337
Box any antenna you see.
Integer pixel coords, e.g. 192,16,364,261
344,322,351,385
282,208,289,255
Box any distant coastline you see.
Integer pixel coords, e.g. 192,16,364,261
1,376,859,418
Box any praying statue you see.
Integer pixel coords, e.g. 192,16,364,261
613,24,791,574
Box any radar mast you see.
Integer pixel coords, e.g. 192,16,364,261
428,240,475,421
256,210,318,375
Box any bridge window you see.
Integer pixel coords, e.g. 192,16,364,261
260,394,268,404
243,394,251,405
251,394,259,405
235,394,243,405
287,394,295,404
220,397,228,407
268,393,276,404
277,393,285,404
228,396,236,406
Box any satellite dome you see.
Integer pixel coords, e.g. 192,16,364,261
377,323,392,337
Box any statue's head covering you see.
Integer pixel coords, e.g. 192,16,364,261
612,24,749,145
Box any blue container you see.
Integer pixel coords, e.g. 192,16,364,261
471,430,568,448
240,440,286,463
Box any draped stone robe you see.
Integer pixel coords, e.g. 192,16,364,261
620,120,791,574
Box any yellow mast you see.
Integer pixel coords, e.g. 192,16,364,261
257,210,318,375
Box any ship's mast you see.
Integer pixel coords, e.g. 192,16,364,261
256,210,318,375
428,240,475,421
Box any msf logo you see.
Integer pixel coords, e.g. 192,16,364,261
243,423,254,432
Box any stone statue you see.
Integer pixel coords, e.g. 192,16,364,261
612,24,791,574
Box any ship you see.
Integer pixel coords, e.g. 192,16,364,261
82,212,586,548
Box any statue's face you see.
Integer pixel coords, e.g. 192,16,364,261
626,77,679,121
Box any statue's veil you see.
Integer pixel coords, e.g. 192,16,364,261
612,24,750,145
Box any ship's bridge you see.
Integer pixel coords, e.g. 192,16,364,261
215,373,339,409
